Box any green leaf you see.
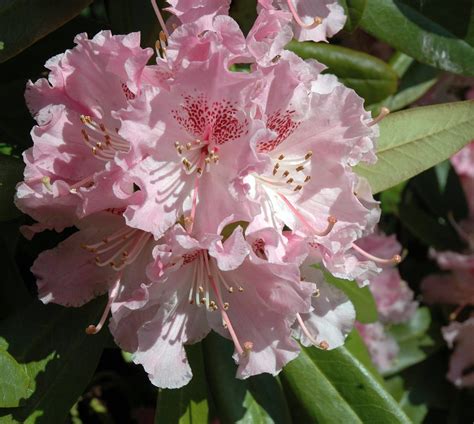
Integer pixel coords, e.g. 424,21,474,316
321,269,378,324
340,0,367,32
360,0,474,76
0,350,30,408
230,0,258,35
281,344,411,423
105,0,161,49
384,307,439,375
0,154,23,221
385,376,428,424
370,62,439,115
355,101,474,194
0,0,93,63
154,343,209,424
287,41,398,104
202,332,292,424
380,181,407,215
0,298,108,423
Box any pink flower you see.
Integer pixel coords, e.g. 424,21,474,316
356,233,417,323
355,322,399,373
242,55,382,282
258,0,346,42
164,0,231,28
31,211,155,335
117,35,271,238
452,141,474,180
442,318,474,388
111,225,314,388
15,31,152,235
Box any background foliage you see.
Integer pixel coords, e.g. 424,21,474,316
0,0,473,423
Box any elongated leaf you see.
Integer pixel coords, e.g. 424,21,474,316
360,0,474,76
287,41,398,104
154,343,209,423
281,344,411,423
202,332,291,424
340,0,367,32
0,154,23,221
0,350,30,408
0,298,108,423
322,269,378,324
355,101,474,194
0,0,93,62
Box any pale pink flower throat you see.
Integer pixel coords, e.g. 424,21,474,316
184,250,253,356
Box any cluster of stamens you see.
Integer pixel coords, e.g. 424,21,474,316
82,227,151,271
259,151,313,193
174,139,219,175
80,115,129,161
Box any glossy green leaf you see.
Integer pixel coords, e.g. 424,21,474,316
105,0,161,49
0,0,93,63
355,101,474,194
322,269,378,324
281,343,411,423
155,343,209,424
0,154,23,221
202,332,291,424
340,0,367,32
0,298,108,423
287,41,398,104
360,0,474,76
0,350,30,408
384,307,439,376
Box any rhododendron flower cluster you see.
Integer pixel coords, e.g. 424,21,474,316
421,141,474,388
15,0,399,388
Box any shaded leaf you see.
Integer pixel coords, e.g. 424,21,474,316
202,332,291,424
322,269,378,324
360,0,474,76
154,343,209,424
287,41,398,104
0,0,93,62
0,298,108,423
340,0,367,32
0,154,23,221
105,0,161,49
385,376,428,424
281,343,411,423
355,101,474,194
384,307,439,375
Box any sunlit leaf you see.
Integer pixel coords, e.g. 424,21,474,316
355,101,474,194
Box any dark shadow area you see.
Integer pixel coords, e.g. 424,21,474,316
395,0,474,40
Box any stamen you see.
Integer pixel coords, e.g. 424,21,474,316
86,278,121,334
286,0,323,29
203,253,247,356
296,313,329,349
368,107,390,127
449,303,467,320
41,176,52,191
279,193,337,237
351,242,402,265
151,0,170,38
